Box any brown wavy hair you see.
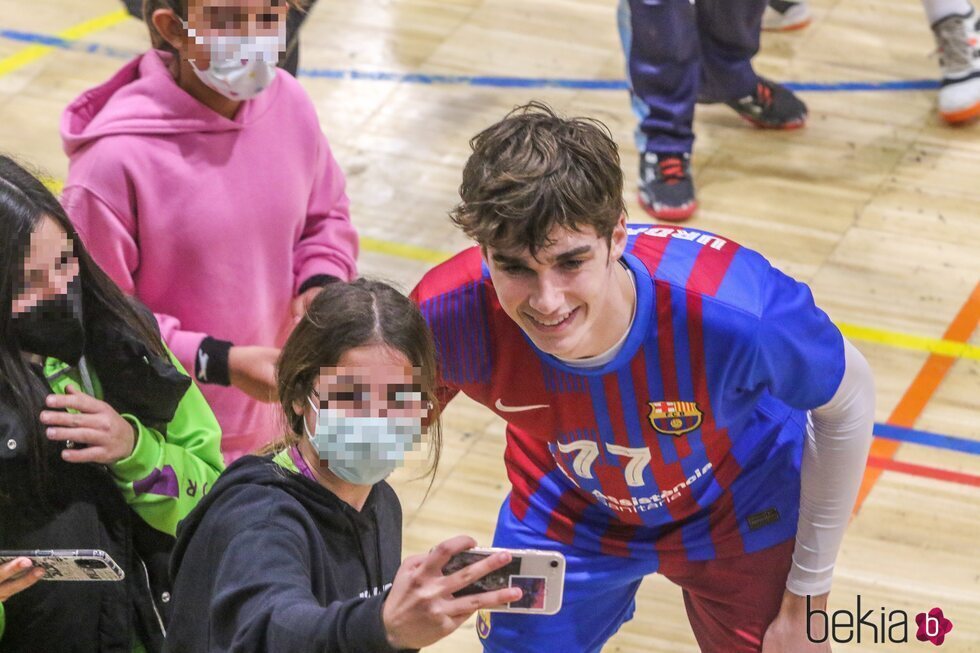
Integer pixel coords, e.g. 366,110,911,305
450,101,625,257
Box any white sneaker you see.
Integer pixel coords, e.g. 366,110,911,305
762,0,811,32
932,9,980,124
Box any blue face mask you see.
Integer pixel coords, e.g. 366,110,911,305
304,397,423,486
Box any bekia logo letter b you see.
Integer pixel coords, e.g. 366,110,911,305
916,608,953,646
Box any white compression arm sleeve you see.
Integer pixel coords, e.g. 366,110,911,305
786,338,876,596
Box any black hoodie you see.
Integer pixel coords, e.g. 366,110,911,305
165,453,412,653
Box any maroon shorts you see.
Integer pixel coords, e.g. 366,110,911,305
660,538,796,652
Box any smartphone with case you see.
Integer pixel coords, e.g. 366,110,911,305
442,547,565,615
0,549,124,581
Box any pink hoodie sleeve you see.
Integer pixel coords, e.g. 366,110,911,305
62,185,209,372
292,133,359,293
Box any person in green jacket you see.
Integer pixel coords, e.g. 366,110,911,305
0,155,224,653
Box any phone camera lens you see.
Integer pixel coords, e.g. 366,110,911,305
76,559,106,569
550,561,558,568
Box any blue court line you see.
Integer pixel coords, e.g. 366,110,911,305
0,28,141,60
0,27,941,92
873,423,980,456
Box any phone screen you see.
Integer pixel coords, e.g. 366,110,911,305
443,551,522,598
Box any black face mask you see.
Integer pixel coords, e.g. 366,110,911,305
11,276,85,365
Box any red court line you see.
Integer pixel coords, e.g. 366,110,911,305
854,282,980,512
867,456,980,488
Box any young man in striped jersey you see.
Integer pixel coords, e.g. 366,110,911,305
411,102,876,653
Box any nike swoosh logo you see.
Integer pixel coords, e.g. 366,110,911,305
494,399,549,413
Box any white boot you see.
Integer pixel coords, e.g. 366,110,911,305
932,8,980,123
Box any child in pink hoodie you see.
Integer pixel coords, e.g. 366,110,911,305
61,0,358,462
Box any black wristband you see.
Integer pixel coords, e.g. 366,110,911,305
297,274,341,296
195,337,233,386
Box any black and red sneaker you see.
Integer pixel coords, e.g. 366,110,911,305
726,77,808,129
637,152,697,222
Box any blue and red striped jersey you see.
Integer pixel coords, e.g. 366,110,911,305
412,225,844,562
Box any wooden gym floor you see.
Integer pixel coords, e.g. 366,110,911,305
0,0,977,650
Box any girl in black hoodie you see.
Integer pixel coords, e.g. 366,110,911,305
166,280,521,652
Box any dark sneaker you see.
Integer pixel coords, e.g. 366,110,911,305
725,78,808,129
637,152,697,222
763,0,812,31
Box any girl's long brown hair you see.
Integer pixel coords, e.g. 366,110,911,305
263,278,443,482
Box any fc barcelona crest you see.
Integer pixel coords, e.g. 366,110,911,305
647,401,703,436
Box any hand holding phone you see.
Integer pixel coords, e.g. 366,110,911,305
381,535,522,650
442,547,565,615
0,557,44,601
0,550,124,582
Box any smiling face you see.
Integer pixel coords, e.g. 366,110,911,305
484,216,630,360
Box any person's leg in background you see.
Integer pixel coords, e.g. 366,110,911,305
122,0,142,18
923,0,980,123
762,0,980,124
279,0,317,77
762,0,811,32
616,0,657,155
697,0,808,130
618,0,701,222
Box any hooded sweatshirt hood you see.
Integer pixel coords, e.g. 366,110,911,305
167,453,407,652
62,50,278,155
171,453,392,585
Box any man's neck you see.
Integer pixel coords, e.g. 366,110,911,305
575,259,636,360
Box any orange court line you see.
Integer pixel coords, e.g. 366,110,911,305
854,282,980,513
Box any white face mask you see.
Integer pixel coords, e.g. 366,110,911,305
304,397,424,486
183,21,284,101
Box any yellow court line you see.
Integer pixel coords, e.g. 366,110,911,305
837,323,980,362
39,192,978,363
43,177,449,265
0,9,129,78
43,178,64,195
46,171,980,362
359,236,449,265
353,234,980,362
355,239,980,361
